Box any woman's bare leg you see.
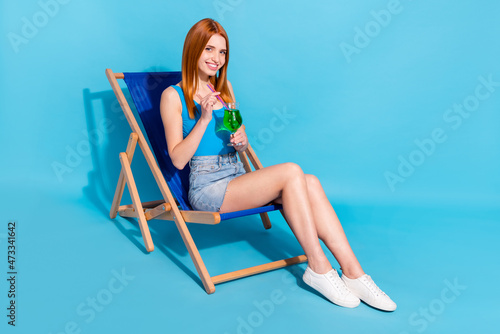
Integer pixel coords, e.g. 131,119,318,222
230,169,396,310
263,173,364,279
303,174,364,279
220,163,333,274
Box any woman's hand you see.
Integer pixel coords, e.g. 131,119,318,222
196,91,220,122
230,126,248,152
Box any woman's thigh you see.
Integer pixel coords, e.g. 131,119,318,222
219,162,303,213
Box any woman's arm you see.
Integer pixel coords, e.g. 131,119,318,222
160,86,219,170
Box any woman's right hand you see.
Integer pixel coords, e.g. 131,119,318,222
196,91,221,122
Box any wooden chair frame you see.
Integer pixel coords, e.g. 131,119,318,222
105,69,307,293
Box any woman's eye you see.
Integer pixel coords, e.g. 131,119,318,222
220,51,226,55
205,47,212,51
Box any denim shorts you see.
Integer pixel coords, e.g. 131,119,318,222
188,152,246,212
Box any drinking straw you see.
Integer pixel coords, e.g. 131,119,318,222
207,83,229,109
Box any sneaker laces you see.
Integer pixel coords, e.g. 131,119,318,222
362,275,386,297
326,270,350,295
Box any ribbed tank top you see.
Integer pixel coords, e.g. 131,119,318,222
172,85,235,156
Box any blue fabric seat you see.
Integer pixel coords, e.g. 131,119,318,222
122,72,282,220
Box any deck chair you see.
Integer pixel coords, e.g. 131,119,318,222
105,69,307,293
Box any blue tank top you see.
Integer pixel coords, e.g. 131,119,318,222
172,85,235,156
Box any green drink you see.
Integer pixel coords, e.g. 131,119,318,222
223,108,242,132
224,102,243,146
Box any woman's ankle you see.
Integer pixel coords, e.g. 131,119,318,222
307,260,333,275
340,267,365,279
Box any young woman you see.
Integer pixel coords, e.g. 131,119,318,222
160,18,397,311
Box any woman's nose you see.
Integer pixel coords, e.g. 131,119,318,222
212,53,220,64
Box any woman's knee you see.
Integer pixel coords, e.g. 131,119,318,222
305,174,321,189
282,162,304,179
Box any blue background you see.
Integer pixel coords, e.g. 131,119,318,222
1,0,499,333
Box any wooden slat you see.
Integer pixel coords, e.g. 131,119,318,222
211,255,308,284
259,213,272,230
145,202,170,221
119,208,219,224
157,210,221,225
245,144,264,170
119,152,154,252
118,202,172,220
118,199,167,211
117,207,138,218
237,151,252,173
106,68,215,294
110,133,138,219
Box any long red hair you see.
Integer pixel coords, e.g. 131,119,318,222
181,18,233,119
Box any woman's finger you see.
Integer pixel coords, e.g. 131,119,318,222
234,127,245,136
234,133,245,142
202,91,220,101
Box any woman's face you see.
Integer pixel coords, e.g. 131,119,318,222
197,34,227,79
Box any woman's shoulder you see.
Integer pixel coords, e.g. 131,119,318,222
160,83,183,114
162,82,182,97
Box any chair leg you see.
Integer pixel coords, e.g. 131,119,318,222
171,214,216,294
110,171,126,219
119,152,154,252
110,133,138,219
237,151,252,173
259,213,272,229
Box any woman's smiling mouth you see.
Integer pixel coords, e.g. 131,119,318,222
206,62,219,70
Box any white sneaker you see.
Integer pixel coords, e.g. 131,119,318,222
303,267,360,308
341,274,397,311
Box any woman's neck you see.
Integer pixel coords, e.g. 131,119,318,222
198,75,211,87
197,75,213,95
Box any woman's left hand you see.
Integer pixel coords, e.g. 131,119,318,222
230,126,248,152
